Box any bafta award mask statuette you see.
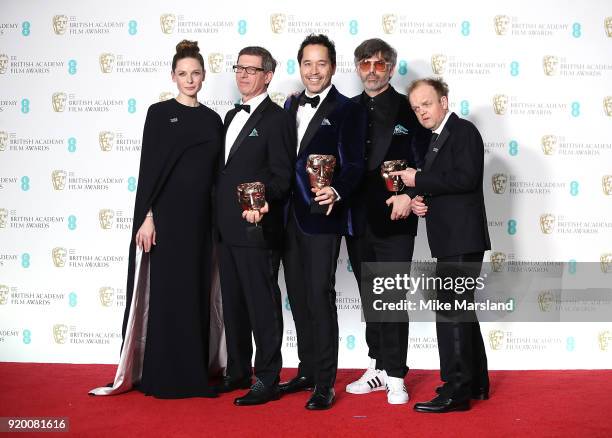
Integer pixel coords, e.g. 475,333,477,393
237,182,266,242
306,154,336,214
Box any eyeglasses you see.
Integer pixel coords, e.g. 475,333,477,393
358,60,391,73
233,65,265,75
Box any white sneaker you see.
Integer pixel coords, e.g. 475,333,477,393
386,376,409,404
346,360,387,394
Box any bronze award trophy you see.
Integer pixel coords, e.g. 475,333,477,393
381,159,407,195
306,154,336,214
237,181,266,242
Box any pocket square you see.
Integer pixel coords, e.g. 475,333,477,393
249,128,259,137
321,118,331,126
393,124,409,135
169,117,178,123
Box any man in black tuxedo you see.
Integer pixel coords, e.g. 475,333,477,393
215,46,295,406
278,34,366,410
344,38,430,405
392,78,491,413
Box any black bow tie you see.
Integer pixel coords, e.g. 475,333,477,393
234,103,250,113
299,94,320,108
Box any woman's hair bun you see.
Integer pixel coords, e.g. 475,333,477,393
176,40,200,55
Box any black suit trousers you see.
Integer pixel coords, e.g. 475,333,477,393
218,241,283,387
283,211,341,387
435,252,489,401
346,225,414,378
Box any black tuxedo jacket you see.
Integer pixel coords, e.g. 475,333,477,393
215,96,295,248
414,112,491,258
349,86,430,237
285,85,366,235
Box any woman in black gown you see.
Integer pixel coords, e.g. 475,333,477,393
124,40,222,398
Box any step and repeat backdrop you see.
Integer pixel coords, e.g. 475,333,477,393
1,0,611,369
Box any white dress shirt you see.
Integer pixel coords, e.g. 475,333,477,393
224,92,268,164
295,85,340,200
296,84,332,151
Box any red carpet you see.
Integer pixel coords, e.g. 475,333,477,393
0,363,610,437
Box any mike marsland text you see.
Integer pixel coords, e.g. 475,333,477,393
372,298,514,312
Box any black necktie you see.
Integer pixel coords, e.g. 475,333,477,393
234,103,250,113
429,132,439,147
299,94,320,108
424,132,440,167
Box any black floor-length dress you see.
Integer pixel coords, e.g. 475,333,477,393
124,98,222,398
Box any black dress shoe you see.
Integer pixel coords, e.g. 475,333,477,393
278,376,315,394
305,386,334,410
471,388,489,400
217,376,252,393
414,395,470,413
233,382,280,406
435,385,489,400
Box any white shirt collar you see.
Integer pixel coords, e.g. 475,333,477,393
433,111,452,135
241,92,268,111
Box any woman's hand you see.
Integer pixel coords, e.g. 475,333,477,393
135,216,156,252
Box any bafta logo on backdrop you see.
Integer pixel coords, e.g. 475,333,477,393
598,331,612,351
382,14,397,34
488,330,505,350
541,135,557,155
491,173,508,194
542,56,559,76
0,208,8,228
490,252,506,273
52,92,67,112
601,254,612,274
52,247,67,267
0,54,8,74
604,96,612,117
602,175,612,196
159,92,174,102
98,209,114,230
270,13,286,34
160,14,176,34
605,17,612,37
99,53,115,74
51,170,67,191
537,291,555,312
494,15,510,36
0,131,8,151
0,284,9,305
99,287,114,307
493,94,507,115
431,54,447,75
53,324,68,344
99,131,115,152
270,92,286,108
52,15,68,35
208,53,224,73
539,214,555,234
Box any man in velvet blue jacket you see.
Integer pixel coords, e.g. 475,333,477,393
278,34,366,410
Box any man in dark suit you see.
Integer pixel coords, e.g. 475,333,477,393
278,34,366,410
344,38,430,405
392,78,491,413
215,46,295,406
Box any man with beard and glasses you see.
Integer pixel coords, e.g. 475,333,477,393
344,38,429,405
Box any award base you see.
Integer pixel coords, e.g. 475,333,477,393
310,199,328,214
246,224,265,243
